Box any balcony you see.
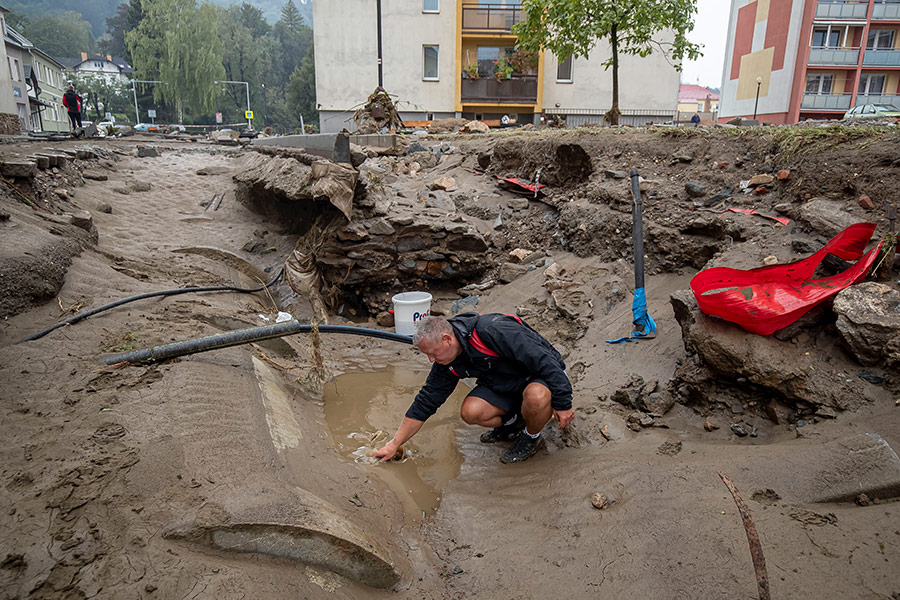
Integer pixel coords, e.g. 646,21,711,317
461,75,538,104
873,0,900,20
801,92,853,110
863,49,900,65
462,4,524,33
857,92,900,106
815,0,869,19
808,46,861,65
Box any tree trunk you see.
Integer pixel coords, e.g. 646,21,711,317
606,23,621,126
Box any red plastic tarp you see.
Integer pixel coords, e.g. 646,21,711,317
690,222,886,335
497,176,546,194
720,208,792,226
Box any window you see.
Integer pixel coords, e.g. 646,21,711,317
867,29,895,50
805,73,833,94
423,45,439,80
858,73,885,95
423,0,439,12
812,27,841,48
557,55,573,81
13,58,20,81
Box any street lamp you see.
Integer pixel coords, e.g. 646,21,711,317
753,76,763,121
131,79,167,125
215,80,252,129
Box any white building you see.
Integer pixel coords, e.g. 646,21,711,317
57,52,134,84
313,0,682,132
0,6,18,133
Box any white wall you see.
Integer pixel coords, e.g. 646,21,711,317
315,0,456,132
541,34,681,113
0,14,18,115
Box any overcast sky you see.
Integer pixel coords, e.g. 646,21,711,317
681,0,732,89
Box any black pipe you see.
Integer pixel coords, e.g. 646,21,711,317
17,269,283,344
630,169,645,290
104,322,413,365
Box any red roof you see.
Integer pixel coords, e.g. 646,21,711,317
679,84,720,102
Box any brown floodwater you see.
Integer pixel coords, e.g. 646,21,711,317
322,368,468,519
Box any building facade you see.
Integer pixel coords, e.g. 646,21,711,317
56,53,134,84
30,49,67,132
2,20,68,133
314,0,681,132
719,0,900,123
0,7,18,133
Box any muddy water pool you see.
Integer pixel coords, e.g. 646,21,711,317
322,368,468,519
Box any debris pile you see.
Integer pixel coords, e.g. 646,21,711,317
353,87,403,134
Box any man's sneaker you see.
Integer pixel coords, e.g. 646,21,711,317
479,414,525,444
500,431,543,463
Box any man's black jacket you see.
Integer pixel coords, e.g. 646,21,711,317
405,313,572,422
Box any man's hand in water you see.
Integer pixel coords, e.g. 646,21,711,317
372,441,399,462
553,408,574,429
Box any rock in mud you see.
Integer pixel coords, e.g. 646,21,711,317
799,198,857,237
833,283,900,368
137,146,159,158
1,161,37,178
670,290,878,411
131,181,152,192
498,262,529,283
82,171,107,181
685,180,708,198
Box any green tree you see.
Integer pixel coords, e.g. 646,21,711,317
280,0,304,32
126,0,225,120
286,44,317,129
238,2,271,38
21,12,97,57
72,72,131,121
216,5,262,122
102,0,144,62
515,0,701,125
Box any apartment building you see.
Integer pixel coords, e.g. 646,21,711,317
313,0,681,132
0,6,18,133
719,0,900,123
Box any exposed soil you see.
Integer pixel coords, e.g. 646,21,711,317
1,126,899,599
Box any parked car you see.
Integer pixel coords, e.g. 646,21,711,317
134,122,159,132
843,104,900,119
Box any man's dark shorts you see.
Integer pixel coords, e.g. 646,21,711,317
468,379,552,415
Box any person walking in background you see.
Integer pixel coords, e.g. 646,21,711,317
63,85,83,131
691,112,701,127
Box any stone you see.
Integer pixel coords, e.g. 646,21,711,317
833,283,900,368
749,174,774,186
508,248,533,263
137,146,159,158
777,169,792,180
131,181,152,192
604,169,628,179
0,161,37,178
406,141,428,155
702,188,733,207
450,295,479,315
590,492,610,510
82,171,108,181
69,210,93,232
430,176,456,191
799,198,857,237
424,191,456,213
114,187,131,195
670,290,877,411
30,155,50,169
763,255,778,265
53,188,69,200
460,120,490,134
685,180,708,198
476,151,491,169
498,262,529,283
858,194,875,210
755,185,770,195
673,155,693,164
376,311,394,327
96,202,112,214
196,166,231,176
368,219,395,236
337,222,369,241
508,198,530,211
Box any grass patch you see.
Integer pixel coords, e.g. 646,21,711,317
102,331,141,353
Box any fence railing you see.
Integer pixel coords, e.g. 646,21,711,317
460,75,537,103
800,92,853,110
873,0,900,20
863,49,900,66
815,0,869,19
808,46,861,65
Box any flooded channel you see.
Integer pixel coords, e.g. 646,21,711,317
322,368,468,519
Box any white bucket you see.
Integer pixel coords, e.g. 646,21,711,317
392,292,432,336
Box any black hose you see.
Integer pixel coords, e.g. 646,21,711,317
103,322,413,365
17,269,284,344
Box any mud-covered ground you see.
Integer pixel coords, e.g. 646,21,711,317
1,126,899,599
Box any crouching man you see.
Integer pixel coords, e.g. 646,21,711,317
372,313,574,464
